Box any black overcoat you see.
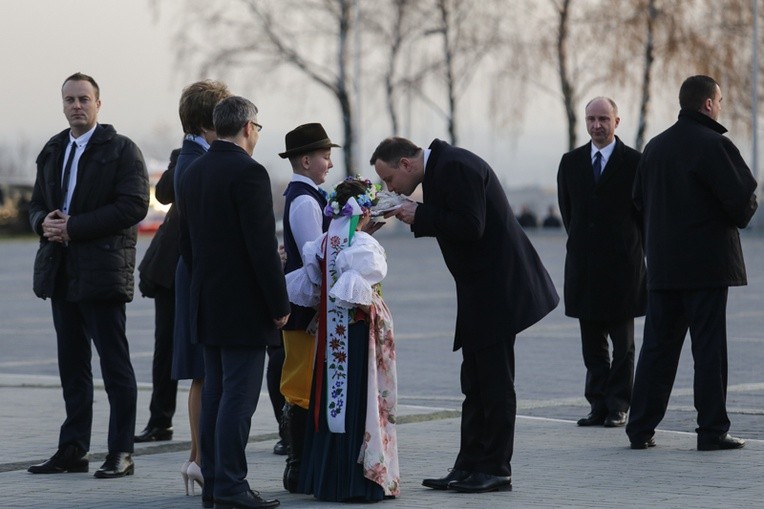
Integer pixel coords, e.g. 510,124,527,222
413,139,559,352
178,140,290,347
557,136,646,320
633,111,757,290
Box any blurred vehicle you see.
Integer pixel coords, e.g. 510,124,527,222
0,181,33,235
138,157,172,235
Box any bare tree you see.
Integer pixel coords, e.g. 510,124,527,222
592,0,762,151
422,0,502,145
541,0,607,151
160,0,361,176
363,0,428,136
555,0,577,151
634,0,657,151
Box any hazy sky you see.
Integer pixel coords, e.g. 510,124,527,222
2,1,756,193
1,2,177,165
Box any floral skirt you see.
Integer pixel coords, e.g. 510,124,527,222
299,320,385,502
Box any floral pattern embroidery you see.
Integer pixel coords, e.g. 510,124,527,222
357,293,400,496
325,231,351,430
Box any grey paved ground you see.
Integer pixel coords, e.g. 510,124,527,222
0,230,762,508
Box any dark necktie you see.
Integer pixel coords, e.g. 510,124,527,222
61,141,77,208
593,151,602,183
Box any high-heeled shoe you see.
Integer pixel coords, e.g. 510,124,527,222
181,460,191,495
186,461,204,496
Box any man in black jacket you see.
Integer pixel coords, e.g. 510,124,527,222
557,97,646,429
627,75,757,451
28,72,149,478
179,96,288,509
371,137,559,494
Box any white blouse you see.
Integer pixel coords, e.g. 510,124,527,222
286,231,387,310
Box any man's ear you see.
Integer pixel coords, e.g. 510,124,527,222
702,97,713,114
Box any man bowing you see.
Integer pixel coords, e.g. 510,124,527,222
371,137,559,494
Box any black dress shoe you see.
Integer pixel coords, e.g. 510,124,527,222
202,498,214,509
28,444,88,474
272,439,288,455
697,433,746,451
604,411,628,427
577,411,606,426
94,452,134,478
135,426,173,443
422,468,471,490
214,489,279,509
630,436,656,449
450,472,513,493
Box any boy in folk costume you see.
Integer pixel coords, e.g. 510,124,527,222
278,123,339,491
286,177,399,502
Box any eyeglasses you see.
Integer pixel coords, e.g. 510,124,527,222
248,120,263,132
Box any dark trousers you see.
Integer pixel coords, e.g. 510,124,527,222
201,345,266,498
453,337,516,477
266,343,285,432
627,288,730,442
51,297,137,454
146,286,178,429
579,318,635,415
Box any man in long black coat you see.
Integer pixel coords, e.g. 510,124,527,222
371,137,559,494
178,96,288,509
626,75,757,451
557,97,646,428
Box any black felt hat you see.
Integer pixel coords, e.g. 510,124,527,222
278,123,341,158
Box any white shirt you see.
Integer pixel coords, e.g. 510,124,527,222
61,124,97,214
288,174,325,251
590,139,616,170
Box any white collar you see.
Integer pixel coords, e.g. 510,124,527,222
69,124,97,146
291,173,320,189
591,139,616,160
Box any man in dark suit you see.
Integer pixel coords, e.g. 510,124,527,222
371,137,559,494
627,75,757,451
135,148,181,443
178,96,288,509
557,97,646,429
28,72,149,478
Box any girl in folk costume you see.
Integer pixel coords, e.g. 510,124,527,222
286,177,399,502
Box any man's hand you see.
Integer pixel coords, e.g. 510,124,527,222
42,210,70,243
273,313,290,329
393,200,418,225
278,244,287,268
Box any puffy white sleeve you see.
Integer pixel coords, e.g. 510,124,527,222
285,234,325,308
329,232,387,308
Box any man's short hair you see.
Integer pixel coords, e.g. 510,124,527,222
62,72,100,100
179,80,231,135
679,75,719,111
369,137,421,166
213,96,258,138
585,96,618,116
